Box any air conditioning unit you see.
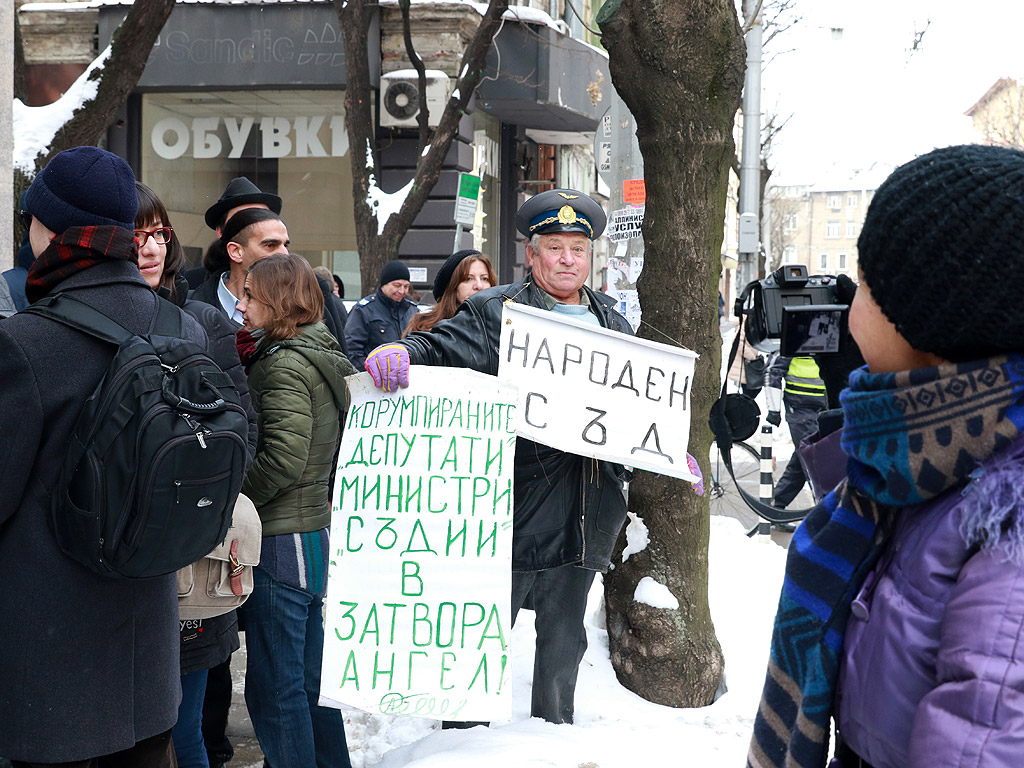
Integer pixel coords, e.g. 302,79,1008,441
379,70,452,129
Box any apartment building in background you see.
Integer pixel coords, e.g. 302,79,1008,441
966,77,1024,149
765,163,891,279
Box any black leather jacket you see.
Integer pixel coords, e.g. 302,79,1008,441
400,276,633,572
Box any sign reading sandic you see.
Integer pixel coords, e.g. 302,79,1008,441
151,115,348,160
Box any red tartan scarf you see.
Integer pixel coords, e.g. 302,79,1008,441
25,225,138,304
235,326,266,374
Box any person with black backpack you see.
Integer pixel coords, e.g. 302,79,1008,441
0,147,218,765
135,182,261,768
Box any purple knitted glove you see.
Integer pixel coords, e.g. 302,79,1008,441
364,344,410,392
686,453,704,496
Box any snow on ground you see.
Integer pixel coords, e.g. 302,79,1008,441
340,517,787,767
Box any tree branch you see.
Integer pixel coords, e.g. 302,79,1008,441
43,0,176,169
398,0,430,158
381,0,510,245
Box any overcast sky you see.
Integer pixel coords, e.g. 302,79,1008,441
761,0,1024,184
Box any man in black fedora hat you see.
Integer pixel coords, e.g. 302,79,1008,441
187,177,286,768
204,177,283,233
360,187,632,725
189,178,289,321
184,177,283,292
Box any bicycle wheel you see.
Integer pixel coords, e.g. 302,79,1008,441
708,440,773,527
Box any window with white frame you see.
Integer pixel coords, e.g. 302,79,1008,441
826,220,841,238
784,212,797,230
819,253,829,270
839,253,848,270
846,221,857,238
827,194,841,210
783,245,797,264
847,194,858,208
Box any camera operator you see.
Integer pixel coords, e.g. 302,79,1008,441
765,354,828,509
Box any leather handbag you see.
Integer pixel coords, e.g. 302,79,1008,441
177,493,262,620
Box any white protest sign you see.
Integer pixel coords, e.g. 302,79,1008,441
320,368,518,721
498,303,699,482
606,205,644,242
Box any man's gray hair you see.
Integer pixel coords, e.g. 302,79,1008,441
528,233,592,253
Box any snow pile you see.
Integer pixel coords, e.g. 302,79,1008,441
633,576,679,610
13,45,111,173
339,516,786,767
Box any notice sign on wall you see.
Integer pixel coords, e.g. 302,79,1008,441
606,205,645,243
498,303,699,482
320,368,518,721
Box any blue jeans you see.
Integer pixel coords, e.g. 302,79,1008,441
511,565,597,724
239,568,351,768
173,669,210,768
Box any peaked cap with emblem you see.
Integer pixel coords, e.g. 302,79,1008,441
515,188,607,240
205,177,283,230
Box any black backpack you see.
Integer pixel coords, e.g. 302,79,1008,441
25,293,249,579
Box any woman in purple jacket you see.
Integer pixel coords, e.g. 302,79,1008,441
748,144,1024,768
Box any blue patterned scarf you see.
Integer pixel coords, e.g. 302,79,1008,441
747,355,1024,768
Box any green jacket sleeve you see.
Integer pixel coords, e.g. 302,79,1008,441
242,356,314,508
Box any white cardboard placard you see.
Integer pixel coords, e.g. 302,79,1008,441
320,368,518,721
498,302,699,482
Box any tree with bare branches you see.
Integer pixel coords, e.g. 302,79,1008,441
334,0,510,295
597,0,746,706
13,0,175,239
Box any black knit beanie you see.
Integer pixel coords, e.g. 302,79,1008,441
379,260,410,286
857,144,1024,361
432,249,481,300
24,146,138,233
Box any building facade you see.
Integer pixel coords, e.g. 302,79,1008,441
17,0,610,296
966,78,1024,149
765,164,890,280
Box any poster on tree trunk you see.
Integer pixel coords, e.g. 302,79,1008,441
319,368,518,721
499,302,699,482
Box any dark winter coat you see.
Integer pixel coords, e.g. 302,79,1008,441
242,323,355,537
189,269,229,318
317,275,350,355
191,271,350,357
2,235,34,312
0,260,203,763
0,276,14,318
344,288,418,370
837,435,1024,768
399,275,634,572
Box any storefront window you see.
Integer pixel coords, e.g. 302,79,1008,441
140,90,360,294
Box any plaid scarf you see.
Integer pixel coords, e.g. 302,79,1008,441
747,355,1024,768
25,226,137,304
235,326,266,374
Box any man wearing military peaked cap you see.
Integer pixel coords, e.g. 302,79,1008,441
515,187,607,240
357,183,631,727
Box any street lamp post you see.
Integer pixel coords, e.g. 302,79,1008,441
738,0,762,289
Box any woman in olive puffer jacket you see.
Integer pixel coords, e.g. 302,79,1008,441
234,253,356,768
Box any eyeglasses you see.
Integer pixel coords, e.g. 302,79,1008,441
19,210,32,230
134,227,174,246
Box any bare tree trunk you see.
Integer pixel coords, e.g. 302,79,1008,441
40,0,175,170
14,5,27,104
14,0,173,243
335,0,509,295
597,0,746,706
